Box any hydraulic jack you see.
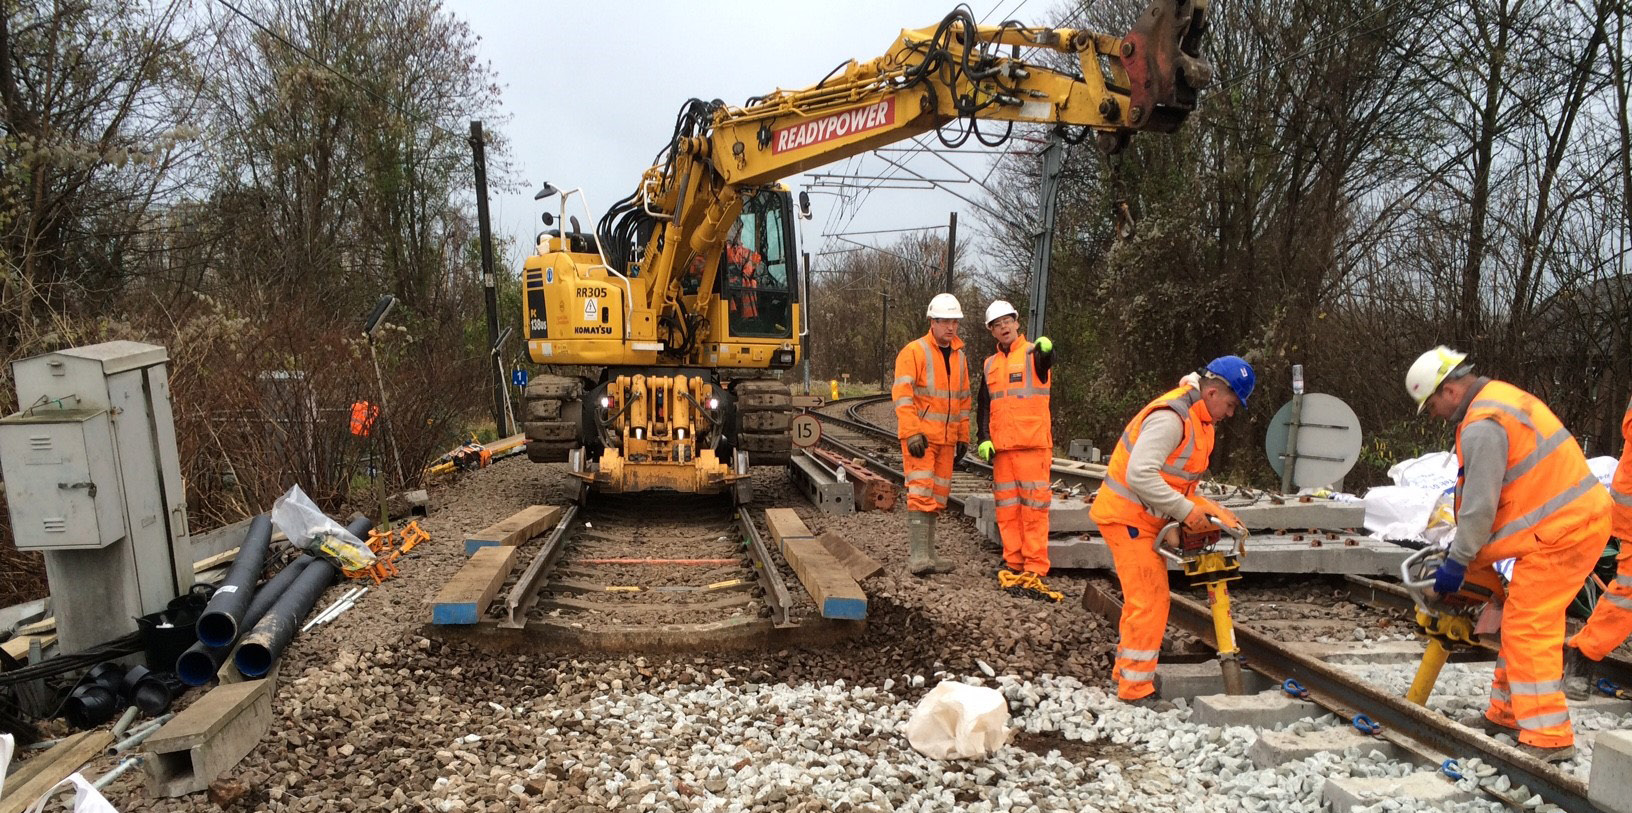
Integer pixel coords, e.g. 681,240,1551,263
1157,518,1250,694
1399,547,1497,705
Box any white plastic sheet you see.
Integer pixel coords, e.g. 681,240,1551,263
2,732,12,799
1387,451,1458,491
904,680,1010,760
1362,485,1441,542
20,773,120,813
271,484,374,569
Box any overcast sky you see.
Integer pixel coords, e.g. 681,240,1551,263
444,0,1072,279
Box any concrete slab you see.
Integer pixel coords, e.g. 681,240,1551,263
963,494,1096,533
1048,533,1408,576
1155,660,1271,700
1589,730,1632,813
144,677,275,797
1248,727,1399,769
1192,691,1320,729
1284,641,1425,665
1225,499,1366,531
1570,693,1632,718
788,454,855,515
1324,772,1475,813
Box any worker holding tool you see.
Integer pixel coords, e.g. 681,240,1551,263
974,300,1060,602
1407,346,1609,762
894,293,972,576
1089,356,1255,704
1563,391,1632,700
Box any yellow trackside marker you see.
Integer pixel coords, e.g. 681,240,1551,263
605,585,642,593
707,578,746,590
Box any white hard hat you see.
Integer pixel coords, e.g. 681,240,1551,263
926,293,963,319
984,300,1019,326
1405,345,1469,413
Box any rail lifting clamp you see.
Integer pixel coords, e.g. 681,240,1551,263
1157,517,1250,694
1399,547,1497,705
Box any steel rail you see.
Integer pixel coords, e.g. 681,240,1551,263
499,504,580,629
1081,579,1597,813
740,508,795,628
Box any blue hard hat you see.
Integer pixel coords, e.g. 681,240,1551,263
1204,355,1256,407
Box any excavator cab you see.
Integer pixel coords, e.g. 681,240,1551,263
717,188,797,341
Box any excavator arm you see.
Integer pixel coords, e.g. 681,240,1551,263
597,0,1211,353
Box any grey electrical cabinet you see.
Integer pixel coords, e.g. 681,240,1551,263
3,341,193,652
0,409,126,549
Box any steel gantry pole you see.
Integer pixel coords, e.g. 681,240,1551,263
1026,131,1064,340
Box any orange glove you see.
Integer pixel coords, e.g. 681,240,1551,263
1191,495,1244,533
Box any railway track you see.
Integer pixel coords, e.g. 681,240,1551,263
439,492,850,653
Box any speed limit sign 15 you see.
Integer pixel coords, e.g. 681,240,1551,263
791,414,822,448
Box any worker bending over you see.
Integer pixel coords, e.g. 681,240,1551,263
894,293,972,576
1410,346,1609,762
1563,391,1632,699
1089,356,1255,704
975,300,1060,602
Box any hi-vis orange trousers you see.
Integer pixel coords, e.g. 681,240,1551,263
1464,528,1603,748
994,447,1052,575
903,441,956,513
1103,521,1166,700
1570,543,1632,661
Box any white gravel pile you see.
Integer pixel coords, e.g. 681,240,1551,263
402,667,1522,813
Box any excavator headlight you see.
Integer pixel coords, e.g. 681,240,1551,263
706,397,720,410
599,395,614,409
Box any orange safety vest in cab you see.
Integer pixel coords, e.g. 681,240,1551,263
984,337,1051,450
725,243,759,319
1455,380,1611,562
893,332,971,446
1090,384,1213,535
1614,396,1632,541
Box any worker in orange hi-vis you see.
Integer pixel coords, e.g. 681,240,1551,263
974,300,1060,602
1088,356,1255,707
1564,392,1632,700
1407,346,1610,763
894,292,972,576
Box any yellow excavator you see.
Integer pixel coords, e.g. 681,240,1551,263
519,0,1212,502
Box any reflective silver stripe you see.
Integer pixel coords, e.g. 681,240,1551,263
1492,686,1511,702
921,411,954,422
1614,490,1632,506
1470,398,1540,432
1100,477,1147,507
1489,473,1604,543
1159,463,1203,481
894,397,914,408
1119,648,1160,661
995,496,1022,508
932,476,952,487
1496,655,1507,668
993,480,1019,491
934,494,948,506
985,343,1047,398
916,388,959,398
1120,669,1156,683
1117,430,1133,454
1503,427,1574,484
1606,591,1632,611
1019,497,1051,509
1515,709,1571,728
1615,573,1632,589
908,485,934,496
1016,481,1051,491
894,376,915,387
919,338,937,394
905,471,933,482
1170,424,1198,471
1508,679,1564,695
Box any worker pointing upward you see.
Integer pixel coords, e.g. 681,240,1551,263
1409,346,1609,763
975,300,1061,602
1089,355,1254,705
894,293,972,576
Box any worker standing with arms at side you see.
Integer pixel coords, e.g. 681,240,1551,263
975,300,1061,602
1563,391,1632,699
1088,356,1255,705
1408,346,1609,762
894,293,972,576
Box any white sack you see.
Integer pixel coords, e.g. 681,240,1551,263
1388,451,1458,491
1362,485,1441,542
904,680,1010,760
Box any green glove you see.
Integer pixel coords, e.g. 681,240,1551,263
977,440,995,461
1034,336,1053,353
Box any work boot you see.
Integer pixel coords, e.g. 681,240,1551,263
1122,695,1176,712
1563,645,1595,702
907,512,934,576
921,512,954,574
1516,742,1576,763
1457,712,1517,738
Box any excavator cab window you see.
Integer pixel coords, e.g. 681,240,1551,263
721,189,795,339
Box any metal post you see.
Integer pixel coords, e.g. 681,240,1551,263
879,281,891,390
1281,364,1305,494
1026,131,1064,340
801,251,812,395
469,121,508,436
944,211,957,293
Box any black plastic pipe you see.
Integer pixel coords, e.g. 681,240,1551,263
196,515,274,647
233,515,373,679
175,556,313,686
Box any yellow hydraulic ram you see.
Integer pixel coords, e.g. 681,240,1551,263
1398,546,1496,705
1157,518,1250,694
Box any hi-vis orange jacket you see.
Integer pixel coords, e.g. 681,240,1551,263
893,332,971,446
1089,384,1213,535
983,337,1051,450
1456,380,1611,562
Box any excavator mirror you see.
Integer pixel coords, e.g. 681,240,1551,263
797,190,812,220
533,182,560,201
541,212,555,226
